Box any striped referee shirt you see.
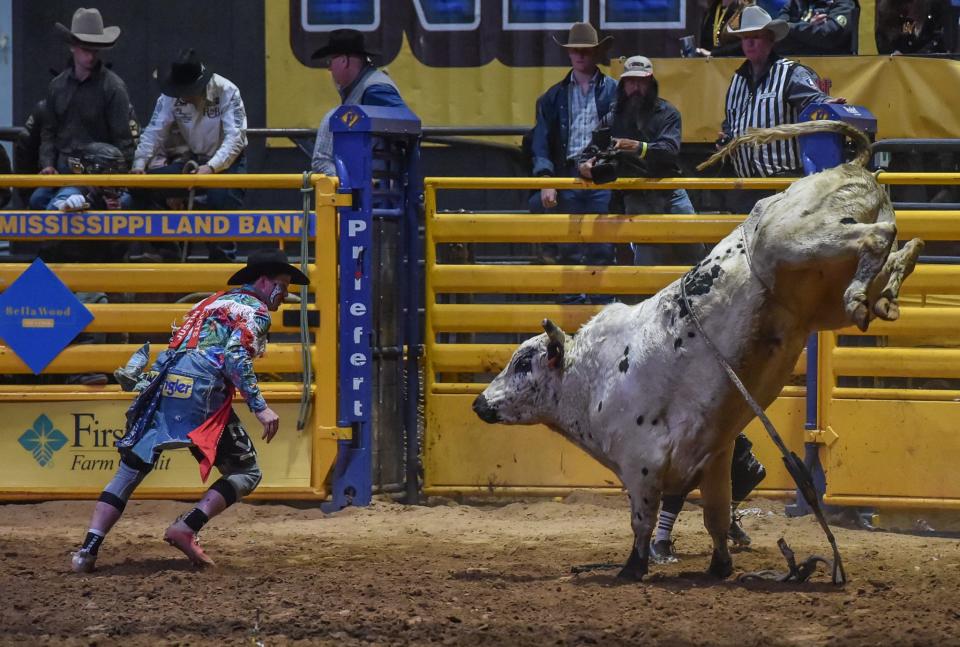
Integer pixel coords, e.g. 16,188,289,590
722,55,828,178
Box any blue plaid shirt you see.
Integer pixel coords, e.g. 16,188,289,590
566,71,601,161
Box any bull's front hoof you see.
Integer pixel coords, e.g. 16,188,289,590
616,548,648,582
849,301,870,332
708,550,733,579
873,297,900,321
616,564,646,582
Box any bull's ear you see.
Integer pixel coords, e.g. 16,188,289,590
542,318,566,370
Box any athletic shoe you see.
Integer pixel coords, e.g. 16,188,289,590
163,522,215,567
728,515,752,547
649,539,679,564
70,549,97,573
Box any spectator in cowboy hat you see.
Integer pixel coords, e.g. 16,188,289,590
131,48,248,218
30,7,137,210
529,22,618,268
310,29,409,175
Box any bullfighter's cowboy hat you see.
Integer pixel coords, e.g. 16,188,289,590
160,49,214,98
551,22,613,49
311,29,379,61
726,5,789,41
228,248,310,286
55,7,121,49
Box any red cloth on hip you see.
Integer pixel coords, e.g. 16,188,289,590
187,385,235,483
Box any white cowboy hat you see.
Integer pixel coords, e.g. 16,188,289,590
726,5,789,42
55,7,121,48
620,55,654,79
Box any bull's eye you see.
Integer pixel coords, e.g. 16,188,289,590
514,355,533,375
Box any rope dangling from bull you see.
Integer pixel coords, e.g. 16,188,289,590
690,119,874,586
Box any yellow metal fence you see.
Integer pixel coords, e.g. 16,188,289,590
0,173,350,500
423,175,960,511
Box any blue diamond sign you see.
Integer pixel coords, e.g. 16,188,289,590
0,259,93,374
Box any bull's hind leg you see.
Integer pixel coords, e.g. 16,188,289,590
872,238,925,321
699,446,734,578
843,221,898,331
618,485,661,581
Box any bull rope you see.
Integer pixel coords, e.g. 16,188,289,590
679,231,847,586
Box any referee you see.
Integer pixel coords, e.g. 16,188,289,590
718,5,844,213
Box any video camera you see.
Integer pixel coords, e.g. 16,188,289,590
587,128,620,185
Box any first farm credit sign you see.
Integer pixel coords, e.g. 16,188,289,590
3,401,313,495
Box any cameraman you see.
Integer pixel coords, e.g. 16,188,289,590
578,56,701,266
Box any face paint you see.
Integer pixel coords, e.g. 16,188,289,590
269,281,285,305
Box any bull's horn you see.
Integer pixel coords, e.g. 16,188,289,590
542,318,566,346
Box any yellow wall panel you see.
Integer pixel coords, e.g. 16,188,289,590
424,393,805,495
824,399,960,501
3,400,334,500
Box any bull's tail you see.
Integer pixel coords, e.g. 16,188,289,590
696,120,872,172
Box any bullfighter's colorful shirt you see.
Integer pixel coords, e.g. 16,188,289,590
168,286,271,412
116,286,271,465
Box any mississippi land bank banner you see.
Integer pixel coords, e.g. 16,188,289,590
0,212,314,239
3,401,319,497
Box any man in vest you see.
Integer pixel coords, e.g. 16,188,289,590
70,248,309,573
718,5,842,213
310,29,408,175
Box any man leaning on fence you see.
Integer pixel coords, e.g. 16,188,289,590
310,29,408,176
529,22,618,266
131,49,248,212
576,55,699,267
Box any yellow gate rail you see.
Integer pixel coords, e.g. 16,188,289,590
423,173,960,508
0,173,348,501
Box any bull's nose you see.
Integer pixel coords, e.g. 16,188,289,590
472,393,500,423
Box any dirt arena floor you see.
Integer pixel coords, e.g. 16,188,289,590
2,494,959,646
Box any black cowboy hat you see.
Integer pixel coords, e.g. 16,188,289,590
227,248,310,286
160,49,214,98
311,29,378,61
55,7,121,49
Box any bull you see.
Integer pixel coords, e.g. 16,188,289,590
473,120,924,580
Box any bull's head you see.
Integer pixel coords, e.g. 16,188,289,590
472,319,567,425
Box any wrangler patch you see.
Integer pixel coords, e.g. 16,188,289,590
162,374,194,398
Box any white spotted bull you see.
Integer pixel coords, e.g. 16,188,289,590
473,121,924,580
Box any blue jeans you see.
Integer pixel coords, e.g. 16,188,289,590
627,189,706,267
530,162,614,265
29,159,71,209
122,350,230,466
131,154,247,210
39,186,133,210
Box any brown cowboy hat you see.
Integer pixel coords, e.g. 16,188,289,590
551,22,613,49
55,8,121,49
228,248,310,286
